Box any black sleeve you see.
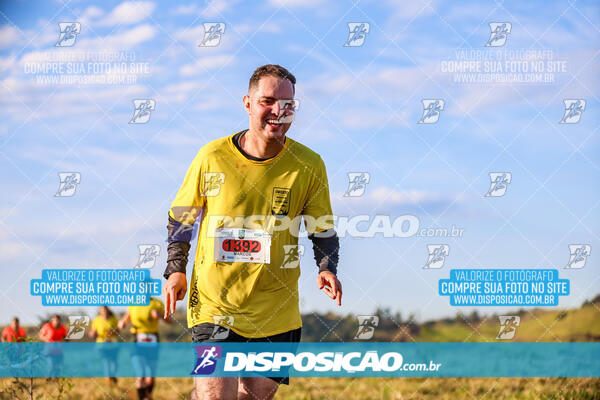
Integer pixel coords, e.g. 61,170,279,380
163,214,192,280
308,228,340,275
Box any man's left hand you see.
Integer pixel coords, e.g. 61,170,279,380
317,271,342,306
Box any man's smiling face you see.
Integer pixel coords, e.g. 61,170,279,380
244,74,295,142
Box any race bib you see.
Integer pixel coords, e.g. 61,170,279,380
136,333,157,343
214,228,271,264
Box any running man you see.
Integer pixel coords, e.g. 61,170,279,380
119,297,171,400
39,314,67,377
2,317,26,342
163,64,342,399
89,306,120,385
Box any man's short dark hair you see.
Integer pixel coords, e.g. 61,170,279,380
248,64,296,94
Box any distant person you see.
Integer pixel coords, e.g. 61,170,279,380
39,314,67,377
119,297,171,400
89,306,120,385
39,314,67,342
2,317,26,342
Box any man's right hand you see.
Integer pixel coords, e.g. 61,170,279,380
163,272,187,319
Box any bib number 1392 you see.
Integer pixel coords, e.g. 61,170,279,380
214,228,271,264
221,239,261,253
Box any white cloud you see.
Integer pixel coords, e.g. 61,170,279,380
152,129,203,147
304,64,442,100
366,64,441,94
174,22,241,52
0,25,22,50
334,186,466,214
0,238,41,261
0,55,17,73
269,0,322,7
81,5,105,20
97,1,155,27
384,0,437,20
194,98,230,110
232,21,282,34
303,73,354,95
173,1,243,18
286,45,338,70
158,80,206,103
236,21,282,34
163,80,204,93
339,108,410,129
175,24,208,45
172,4,201,16
76,23,157,50
179,54,235,76
78,5,105,27
200,0,238,17
368,187,444,205
0,71,149,122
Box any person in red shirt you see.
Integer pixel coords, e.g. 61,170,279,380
38,314,67,377
1,317,26,342
39,315,67,342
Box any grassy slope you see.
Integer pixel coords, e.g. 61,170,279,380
416,303,600,342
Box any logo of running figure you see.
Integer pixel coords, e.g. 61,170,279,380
424,244,449,269
560,99,586,124
56,22,81,47
129,99,156,124
485,172,512,197
496,315,520,340
565,244,591,269
354,315,379,340
485,22,511,47
191,345,222,375
169,207,202,242
66,316,89,340
418,99,444,124
199,23,225,47
55,172,81,197
203,172,225,197
135,244,161,269
210,316,234,340
344,23,370,47
281,245,305,269
344,172,370,197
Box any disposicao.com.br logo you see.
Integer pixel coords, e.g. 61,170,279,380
194,349,442,375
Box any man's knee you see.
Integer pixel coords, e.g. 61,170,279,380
238,377,279,400
192,377,237,400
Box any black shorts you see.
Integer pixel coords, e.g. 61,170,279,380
191,323,301,385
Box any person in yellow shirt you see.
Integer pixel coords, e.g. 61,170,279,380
119,297,171,400
89,306,119,385
163,64,342,400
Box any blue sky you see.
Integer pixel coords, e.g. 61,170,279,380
0,0,599,326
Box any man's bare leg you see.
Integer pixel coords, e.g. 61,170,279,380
192,377,238,400
238,377,279,400
135,377,146,400
144,377,154,399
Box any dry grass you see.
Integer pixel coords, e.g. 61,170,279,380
1,377,599,400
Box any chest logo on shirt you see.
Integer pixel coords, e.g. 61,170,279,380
203,172,225,197
271,187,291,216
